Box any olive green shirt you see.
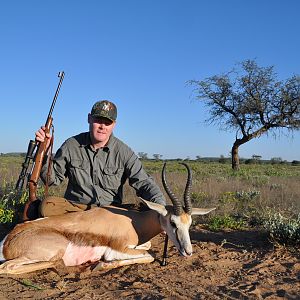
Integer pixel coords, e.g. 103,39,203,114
41,132,166,207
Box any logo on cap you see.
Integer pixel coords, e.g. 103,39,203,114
102,103,110,111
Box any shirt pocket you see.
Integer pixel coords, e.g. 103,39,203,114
102,166,124,190
69,159,90,184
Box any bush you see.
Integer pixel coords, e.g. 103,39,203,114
263,212,300,247
0,189,28,224
208,215,246,231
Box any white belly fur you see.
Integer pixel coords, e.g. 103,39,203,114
62,242,147,266
62,243,107,266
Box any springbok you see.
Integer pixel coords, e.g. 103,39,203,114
0,163,215,275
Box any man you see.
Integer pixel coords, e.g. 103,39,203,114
36,100,166,217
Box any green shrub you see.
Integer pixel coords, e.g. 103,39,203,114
208,215,246,231
0,208,14,223
0,189,27,224
235,190,260,201
263,212,300,246
0,183,46,224
219,190,260,211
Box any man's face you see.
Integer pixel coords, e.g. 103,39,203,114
88,114,116,145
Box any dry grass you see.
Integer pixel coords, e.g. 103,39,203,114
1,156,299,222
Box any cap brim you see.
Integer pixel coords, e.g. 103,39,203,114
91,113,115,121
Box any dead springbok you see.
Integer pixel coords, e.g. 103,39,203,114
0,163,215,275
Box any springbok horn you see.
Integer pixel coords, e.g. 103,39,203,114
162,162,183,216
180,162,193,215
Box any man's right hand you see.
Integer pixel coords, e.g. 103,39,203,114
35,126,52,150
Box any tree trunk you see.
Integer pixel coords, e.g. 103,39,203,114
231,142,240,171
231,134,255,170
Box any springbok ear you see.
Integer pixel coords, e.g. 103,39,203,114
139,198,168,216
191,207,216,216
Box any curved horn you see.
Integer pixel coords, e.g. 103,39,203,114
162,162,183,216
180,162,193,215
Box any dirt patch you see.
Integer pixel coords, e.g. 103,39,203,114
0,226,299,300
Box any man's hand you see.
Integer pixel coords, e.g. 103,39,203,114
35,126,52,150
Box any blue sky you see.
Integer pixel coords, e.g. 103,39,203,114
0,0,299,161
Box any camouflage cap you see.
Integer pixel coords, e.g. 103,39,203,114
90,100,117,121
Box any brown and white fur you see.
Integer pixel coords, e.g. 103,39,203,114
0,163,215,275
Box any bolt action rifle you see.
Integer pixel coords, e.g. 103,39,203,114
16,71,65,221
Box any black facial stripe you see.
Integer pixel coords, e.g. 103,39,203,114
175,228,180,246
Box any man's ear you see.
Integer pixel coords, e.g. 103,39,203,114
139,198,168,216
88,113,92,124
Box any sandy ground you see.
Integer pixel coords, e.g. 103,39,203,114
0,225,299,300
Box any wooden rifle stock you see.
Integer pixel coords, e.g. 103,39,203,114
22,118,52,221
22,71,64,221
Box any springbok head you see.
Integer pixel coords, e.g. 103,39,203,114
142,162,215,257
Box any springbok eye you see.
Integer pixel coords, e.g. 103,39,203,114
170,221,176,228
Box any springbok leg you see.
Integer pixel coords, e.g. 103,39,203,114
93,255,154,271
129,241,151,250
0,257,56,275
92,245,155,271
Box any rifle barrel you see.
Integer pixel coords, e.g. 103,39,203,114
47,71,65,120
